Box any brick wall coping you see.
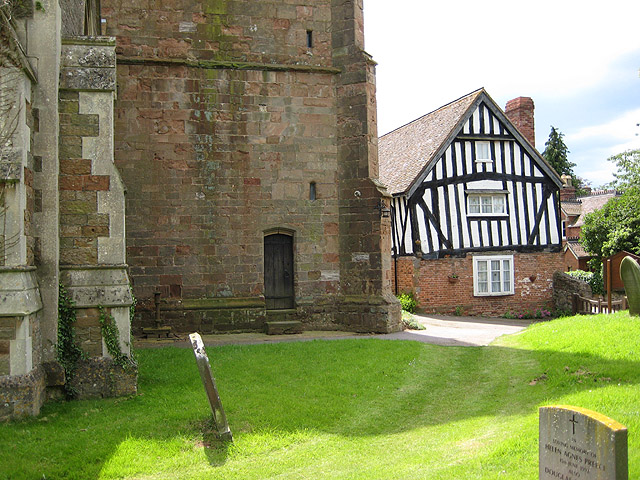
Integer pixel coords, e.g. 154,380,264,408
117,56,342,75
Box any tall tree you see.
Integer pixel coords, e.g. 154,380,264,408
542,126,576,177
605,149,640,192
581,185,640,259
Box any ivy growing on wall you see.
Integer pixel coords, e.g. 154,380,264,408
98,306,136,371
57,284,84,398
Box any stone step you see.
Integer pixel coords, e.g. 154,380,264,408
265,320,303,335
142,326,172,338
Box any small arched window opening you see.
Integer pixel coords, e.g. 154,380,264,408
309,182,317,201
306,30,313,49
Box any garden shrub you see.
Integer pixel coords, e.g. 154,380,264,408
397,292,417,313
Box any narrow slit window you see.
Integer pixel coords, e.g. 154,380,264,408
306,30,313,49
309,182,317,201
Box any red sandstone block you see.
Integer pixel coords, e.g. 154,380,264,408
59,175,84,191
60,158,92,175
324,222,339,235
81,225,109,237
159,275,182,285
84,175,110,191
244,178,261,186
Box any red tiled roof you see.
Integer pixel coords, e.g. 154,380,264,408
560,191,619,226
566,240,592,259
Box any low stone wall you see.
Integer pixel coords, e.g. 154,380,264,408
552,271,592,313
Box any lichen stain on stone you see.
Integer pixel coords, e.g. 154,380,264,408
203,0,228,16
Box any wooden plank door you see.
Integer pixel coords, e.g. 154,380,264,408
264,234,294,309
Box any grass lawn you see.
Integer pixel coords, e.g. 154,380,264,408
1,312,639,479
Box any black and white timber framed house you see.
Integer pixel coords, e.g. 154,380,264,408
379,89,564,316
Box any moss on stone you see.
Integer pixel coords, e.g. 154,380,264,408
203,0,228,15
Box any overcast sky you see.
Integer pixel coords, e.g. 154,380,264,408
364,1,640,187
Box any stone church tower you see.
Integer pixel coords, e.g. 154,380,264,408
102,0,401,333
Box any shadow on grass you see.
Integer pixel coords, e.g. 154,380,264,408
1,334,638,478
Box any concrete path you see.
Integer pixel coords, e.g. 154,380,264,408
135,314,535,349
383,314,535,346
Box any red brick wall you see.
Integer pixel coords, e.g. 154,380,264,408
566,225,581,239
393,251,563,316
563,249,580,272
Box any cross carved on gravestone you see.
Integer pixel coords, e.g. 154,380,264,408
569,414,578,435
539,405,628,480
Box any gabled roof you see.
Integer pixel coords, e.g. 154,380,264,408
561,200,583,217
378,88,563,196
565,240,592,260
560,190,620,227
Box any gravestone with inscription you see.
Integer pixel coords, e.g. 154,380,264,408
540,405,627,479
189,333,233,442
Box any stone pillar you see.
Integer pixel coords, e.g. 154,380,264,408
58,36,133,363
31,0,62,364
0,3,47,420
332,0,401,333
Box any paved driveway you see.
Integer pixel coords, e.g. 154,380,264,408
380,314,535,346
136,314,535,349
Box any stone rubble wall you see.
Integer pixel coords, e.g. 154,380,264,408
552,271,592,313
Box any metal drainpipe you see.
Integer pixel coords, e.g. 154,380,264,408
393,247,398,296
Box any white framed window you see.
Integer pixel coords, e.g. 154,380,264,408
473,255,514,296
561,220,567,239
475,141,491,162
467,193,506,215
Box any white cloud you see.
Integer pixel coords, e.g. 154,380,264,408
566,109,640,145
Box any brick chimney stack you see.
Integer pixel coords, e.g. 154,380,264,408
505,97,535,147
559,174,577,201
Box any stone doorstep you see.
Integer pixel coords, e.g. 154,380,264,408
142,326,172,338
265,321,303,335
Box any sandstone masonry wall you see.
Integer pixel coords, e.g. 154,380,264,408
102,0,400,333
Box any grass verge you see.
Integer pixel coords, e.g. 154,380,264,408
0,311,638,479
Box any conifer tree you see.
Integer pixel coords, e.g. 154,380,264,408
542,126,576,177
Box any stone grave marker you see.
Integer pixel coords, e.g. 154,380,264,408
539,405,627,479
189,333,233,442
